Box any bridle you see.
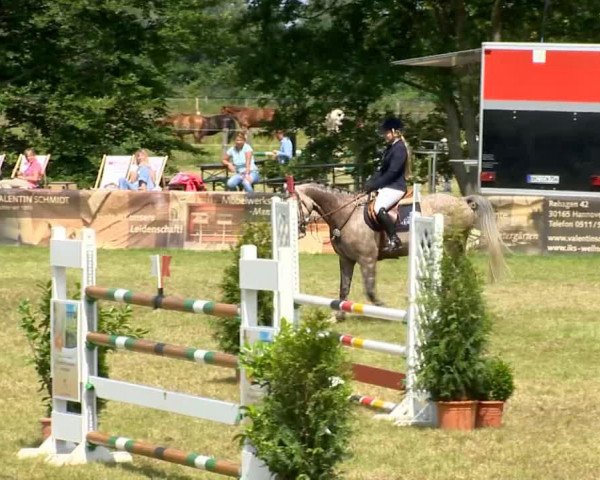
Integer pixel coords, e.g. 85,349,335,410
295,194,312,238
293,191,368,240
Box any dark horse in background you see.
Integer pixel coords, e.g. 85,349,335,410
220,105,276,130
159,113,237,143
294,183,507,319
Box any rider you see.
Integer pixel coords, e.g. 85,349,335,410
364,117,409,253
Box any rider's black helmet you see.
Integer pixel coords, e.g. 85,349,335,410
379,117,404,133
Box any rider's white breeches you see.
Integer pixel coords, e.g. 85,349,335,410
375,187,404,211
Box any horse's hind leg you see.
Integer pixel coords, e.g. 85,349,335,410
337,257,355,321
359,260,383,306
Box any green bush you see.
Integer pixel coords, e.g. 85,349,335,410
476,356,515,402
240,310,353,480
214,222,273,355
416,231,491,401
18,280,147,417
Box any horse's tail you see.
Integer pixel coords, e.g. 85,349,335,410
466,194,509,282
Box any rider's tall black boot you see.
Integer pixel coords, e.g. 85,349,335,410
376,208,401,253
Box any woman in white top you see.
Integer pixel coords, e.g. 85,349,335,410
222,132,260,192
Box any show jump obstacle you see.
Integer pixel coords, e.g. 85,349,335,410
270,193,443,426
16,226,298,479
18,191,441,475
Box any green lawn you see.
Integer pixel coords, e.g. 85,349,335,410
2,245,600,479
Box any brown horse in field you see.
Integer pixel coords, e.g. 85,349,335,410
159,113,237,143
220,105,276,130
159,113,205,142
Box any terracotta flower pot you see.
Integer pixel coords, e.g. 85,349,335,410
437,400,477,430
40,417,52,439
476,400,504,428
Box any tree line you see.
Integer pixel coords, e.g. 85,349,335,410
1,0,599,185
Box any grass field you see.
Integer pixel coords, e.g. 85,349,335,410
2,245,600,479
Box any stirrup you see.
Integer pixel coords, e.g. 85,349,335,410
382,237,401,253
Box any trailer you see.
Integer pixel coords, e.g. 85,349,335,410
479,42,600,196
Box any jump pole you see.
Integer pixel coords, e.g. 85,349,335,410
86,332,239,369
86,432,241,477
85,286,239,317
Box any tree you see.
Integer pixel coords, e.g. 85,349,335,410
235,0,419,177
235,0,600,169
0,0,234,184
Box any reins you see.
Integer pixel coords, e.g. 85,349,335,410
304,191,369,240
318,192,368,220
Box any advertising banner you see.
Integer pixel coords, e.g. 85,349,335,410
0,190,272,250
1,189,600,254
51,300,80,402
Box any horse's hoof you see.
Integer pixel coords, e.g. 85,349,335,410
333,312,346,323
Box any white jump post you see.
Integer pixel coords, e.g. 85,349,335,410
18,226,275,479
270,192,443,426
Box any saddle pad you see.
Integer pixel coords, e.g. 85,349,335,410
396,202,421,233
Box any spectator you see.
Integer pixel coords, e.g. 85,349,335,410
272,129,293,164
223,132,260,192
0,148,43,189
118,149,155,191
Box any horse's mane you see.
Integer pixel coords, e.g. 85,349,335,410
297,181,355,196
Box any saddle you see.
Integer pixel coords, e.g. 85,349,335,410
364,187,420,234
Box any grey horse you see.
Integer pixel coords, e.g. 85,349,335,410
294,183,507,318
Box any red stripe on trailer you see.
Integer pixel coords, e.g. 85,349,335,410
351,363,406,391
483,48,600,103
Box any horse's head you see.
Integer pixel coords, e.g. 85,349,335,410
294,186,316,238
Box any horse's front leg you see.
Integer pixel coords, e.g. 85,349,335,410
337,256,356,321
359,259,383,306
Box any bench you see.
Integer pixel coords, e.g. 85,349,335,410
199,163,229,190
199,159,269,191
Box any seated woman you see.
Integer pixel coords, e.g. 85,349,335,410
0,148,43,189
222,132,260,192
118,149,155,191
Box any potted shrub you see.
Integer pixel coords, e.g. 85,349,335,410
239,309,353,479
18,280,146,439
475,356,515,428
416,232,491,430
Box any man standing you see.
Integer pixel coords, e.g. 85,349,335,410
272,129,293,165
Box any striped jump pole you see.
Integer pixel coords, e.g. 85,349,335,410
349,394,398,413
294,293,406,322
86,332,239,369
86,432,241,478
337,333,406,356
85,286,239,318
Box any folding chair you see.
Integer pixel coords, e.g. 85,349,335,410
94,154,134,189
12,154,51,187
148,155,168,190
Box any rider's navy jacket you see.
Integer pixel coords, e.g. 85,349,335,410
365,139,407,193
